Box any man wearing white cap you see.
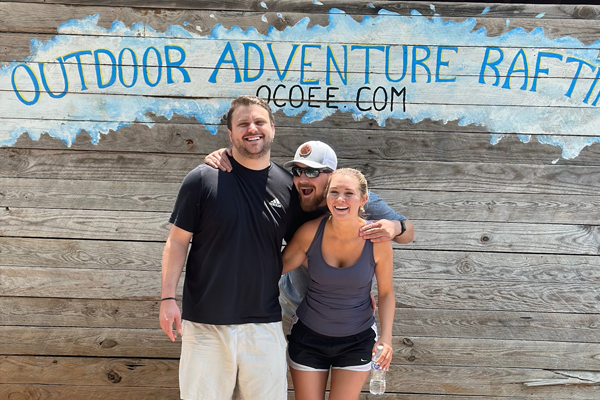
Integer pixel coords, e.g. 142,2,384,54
206,140,414,333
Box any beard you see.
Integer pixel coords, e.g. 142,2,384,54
232,135,273,159
298,185,326,212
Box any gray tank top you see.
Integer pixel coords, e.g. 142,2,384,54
296,217,376,337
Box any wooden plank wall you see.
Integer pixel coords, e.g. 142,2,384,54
1,1,600,399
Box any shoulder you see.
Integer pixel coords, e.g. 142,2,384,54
295,216,325,240
270,162,293,181
372,239,393,261
183,164,216,181
180,165,218,189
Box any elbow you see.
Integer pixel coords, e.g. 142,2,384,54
396,221,415,244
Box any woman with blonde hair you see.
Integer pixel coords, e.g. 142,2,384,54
282,168,395,400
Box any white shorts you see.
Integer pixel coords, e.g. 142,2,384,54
179,320,288,400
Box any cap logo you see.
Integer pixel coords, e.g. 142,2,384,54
299,144,312,158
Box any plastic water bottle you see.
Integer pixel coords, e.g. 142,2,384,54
369,344,386,395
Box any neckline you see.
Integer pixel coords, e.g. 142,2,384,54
228,154,272,172
318,217,368,270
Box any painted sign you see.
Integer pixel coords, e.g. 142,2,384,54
2,7,600,158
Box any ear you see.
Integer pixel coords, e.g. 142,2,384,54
228,129,233,143
361,192,369,207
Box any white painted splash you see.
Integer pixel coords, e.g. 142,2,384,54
1,9,600,158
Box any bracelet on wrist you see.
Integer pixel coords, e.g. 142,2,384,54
160,297,177,302
395,220,406,237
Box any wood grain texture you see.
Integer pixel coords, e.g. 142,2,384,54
2,1,600,399
1,297,597,343
0,177,179,211
4,149,600,195
0,356,178,386
393,308,600,343
0,326,179,358
4,177,600,226
0,384,180,400
391,336,600,370
376,189,600,224
1,358,599,399
394,249,600,284
409,220,600,255
1,326,598,371
393,278,600,313
2,207,599,254
0,297,163,328
3,1,599,20
0,265,181,299
0,207,170,241
5,118,600,166
0,237,163,269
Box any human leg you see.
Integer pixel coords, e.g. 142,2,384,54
179,320,237,400
328,369,370,400
289,367,329,400
235,322,288,400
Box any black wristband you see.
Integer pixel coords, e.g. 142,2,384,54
161,297,177,302
395,220,406,237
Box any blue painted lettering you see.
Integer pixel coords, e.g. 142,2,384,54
412,46,431,83
530,52,562,92
267,43,299,81
118,48,138,88
208,42,241,83
63,50,93,91
39,58,69,98
94,49,117,89
143,47,163,87
479,47,503,86
11,64,40,105
565,57,596,98
351,45,385,84
502,49,528,90
165,45,191,84
243,42,264,82
300,44,321,85
385,45,407,83
436,46,458,82
326,45,347,86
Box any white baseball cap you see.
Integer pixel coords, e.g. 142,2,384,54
283,141,338,170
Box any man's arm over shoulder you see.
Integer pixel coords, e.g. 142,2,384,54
361,191,415,244
204,148,232,172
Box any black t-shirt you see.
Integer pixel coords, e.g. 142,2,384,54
169,156,303,325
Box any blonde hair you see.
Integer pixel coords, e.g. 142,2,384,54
326,168,369,217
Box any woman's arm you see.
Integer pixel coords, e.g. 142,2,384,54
281,218,321,274
372,240,395,371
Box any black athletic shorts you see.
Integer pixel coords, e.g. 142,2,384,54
286,318,376,371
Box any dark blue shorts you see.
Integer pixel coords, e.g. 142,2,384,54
286,318,376,372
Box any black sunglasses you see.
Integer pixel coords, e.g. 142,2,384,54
291,166,332,178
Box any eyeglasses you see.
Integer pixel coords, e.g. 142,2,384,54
291,166,332,178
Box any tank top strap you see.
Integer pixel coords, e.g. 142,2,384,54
306,216,328,256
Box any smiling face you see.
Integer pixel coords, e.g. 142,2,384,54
293,162,331,212
326,170,368,219
228,104,275,161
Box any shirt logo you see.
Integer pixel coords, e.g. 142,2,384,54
269,198,283,208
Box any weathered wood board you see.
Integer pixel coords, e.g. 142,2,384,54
1,0,599,399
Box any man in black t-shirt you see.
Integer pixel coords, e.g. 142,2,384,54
159,96,295,400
